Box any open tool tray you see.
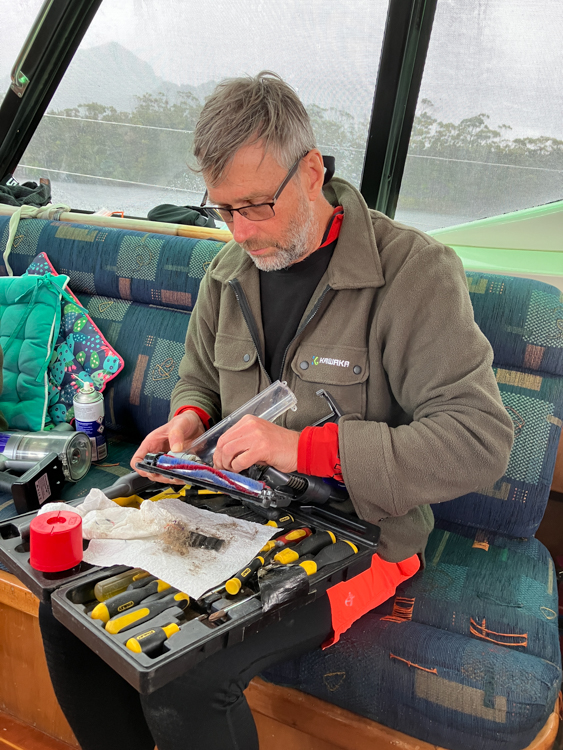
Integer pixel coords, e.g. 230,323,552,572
50,502,379,694
0,496,379,694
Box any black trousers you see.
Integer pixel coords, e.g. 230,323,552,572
39,596,332,750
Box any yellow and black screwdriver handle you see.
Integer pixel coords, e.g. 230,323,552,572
105,591,190,635
225,556,266,596
90,579,171,623
264,513,295,528
93,568,150,602
125,623,180,655
299,539,358,576
260,527,312,553
274,530,337,565
225,527,314,595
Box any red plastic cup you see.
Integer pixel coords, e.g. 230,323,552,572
29,510,83,572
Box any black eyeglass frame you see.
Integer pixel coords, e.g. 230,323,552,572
199,152,308,223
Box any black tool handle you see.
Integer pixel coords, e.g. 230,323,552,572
273,530,336,564
300,540,358,575
103,472,156,499
291,530,336,557
105,592,190,634
125,623,180,654
225,556,265,595
91,580,172,622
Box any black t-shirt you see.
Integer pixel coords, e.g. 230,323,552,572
259,214,340,381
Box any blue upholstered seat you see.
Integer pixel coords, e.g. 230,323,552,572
263,272,563,750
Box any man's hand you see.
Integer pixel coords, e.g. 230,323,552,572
131,411,205,483
213,415,300,474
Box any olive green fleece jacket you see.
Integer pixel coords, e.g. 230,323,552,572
170,177,514,562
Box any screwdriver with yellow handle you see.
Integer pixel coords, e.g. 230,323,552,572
260,527,312,553
105,591,190,634
298,540,359,575
224,557,266,596
264,513,295,528
273,530,337,565
90,580,172,623
225,528,313,595
125,623,180,655
128,574,159,590
94,569,150,602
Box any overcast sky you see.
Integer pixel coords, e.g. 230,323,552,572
0,1,385,89
2,0,563,137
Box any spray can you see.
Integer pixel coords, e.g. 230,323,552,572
73,382,107,462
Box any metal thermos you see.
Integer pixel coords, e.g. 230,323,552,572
73,383,107,462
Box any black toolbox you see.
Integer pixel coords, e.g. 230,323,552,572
0,498,379,694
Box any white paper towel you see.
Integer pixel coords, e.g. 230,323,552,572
41,492,275,599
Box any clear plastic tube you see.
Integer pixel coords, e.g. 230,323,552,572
182,381,297,465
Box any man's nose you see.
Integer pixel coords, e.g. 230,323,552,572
231,212,259,244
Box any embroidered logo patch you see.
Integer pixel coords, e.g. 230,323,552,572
312,356,350,367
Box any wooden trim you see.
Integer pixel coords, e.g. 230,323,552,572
0,710,77,750
0,571,39,618
0,593,77,744
247,677,437,750
246,679,560,750
0,204,233,243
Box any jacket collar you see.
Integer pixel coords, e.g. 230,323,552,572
210,176,385,290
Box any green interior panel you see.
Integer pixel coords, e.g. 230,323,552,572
429,201,563,277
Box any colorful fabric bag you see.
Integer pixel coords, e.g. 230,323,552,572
25,252,124,424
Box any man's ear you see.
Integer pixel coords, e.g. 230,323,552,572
301,149,326,201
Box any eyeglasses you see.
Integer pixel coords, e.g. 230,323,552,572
200,153,307,223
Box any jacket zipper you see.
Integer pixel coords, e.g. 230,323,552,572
230,278,332,387
229,279,270,381
278,284,332,378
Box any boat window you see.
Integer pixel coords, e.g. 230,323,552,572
395,0,563,232
10,0,388,216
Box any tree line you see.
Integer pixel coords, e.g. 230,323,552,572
20,91,563,216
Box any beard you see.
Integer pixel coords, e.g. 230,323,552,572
241,196,317,272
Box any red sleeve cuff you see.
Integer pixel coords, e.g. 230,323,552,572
173,405,212,430
297,423,343,481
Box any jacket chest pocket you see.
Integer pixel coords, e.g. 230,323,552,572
214,333,260,418
290,343,369,426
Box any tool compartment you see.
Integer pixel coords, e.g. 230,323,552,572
0,498,379,694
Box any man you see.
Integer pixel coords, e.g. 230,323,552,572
40,72,513,750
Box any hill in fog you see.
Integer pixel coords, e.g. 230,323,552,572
47,42,217,113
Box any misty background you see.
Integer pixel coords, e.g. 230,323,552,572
1,0,562,230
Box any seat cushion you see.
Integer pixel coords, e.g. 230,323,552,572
0,216,224,313
376,522,560,664
263,617,561,750
433,367,563,538
263,526,562,750
466,271,563,377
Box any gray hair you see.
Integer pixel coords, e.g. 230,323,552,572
193,71,316,185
